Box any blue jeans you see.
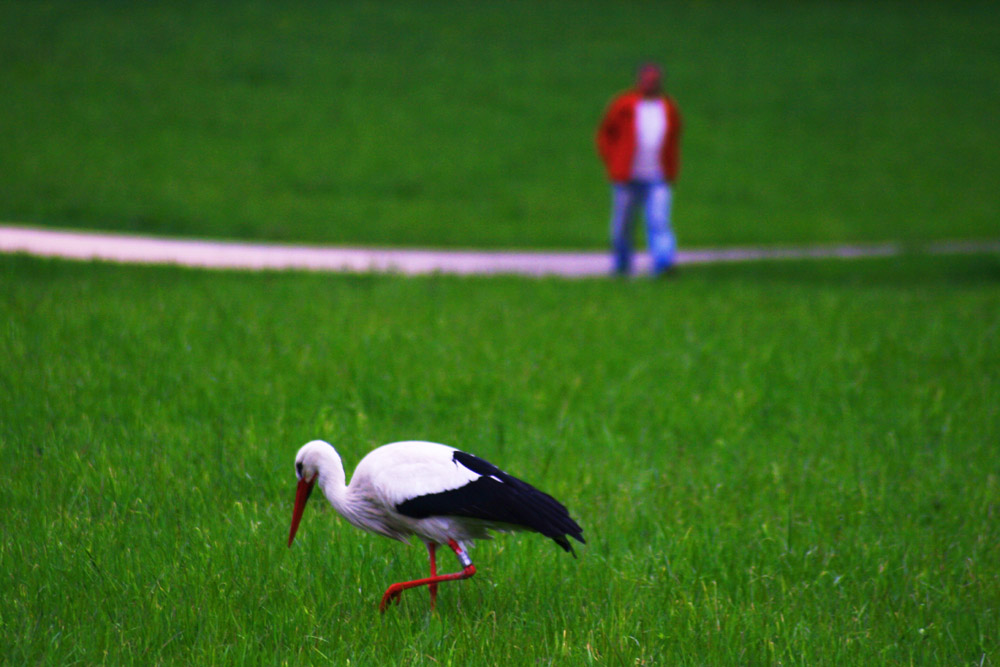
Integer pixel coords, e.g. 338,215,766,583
609,181,676,275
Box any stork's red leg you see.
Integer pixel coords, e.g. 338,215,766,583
427,542,438,609
379,539,477,612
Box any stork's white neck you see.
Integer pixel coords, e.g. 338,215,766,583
313,446,375,532
314,446,348,507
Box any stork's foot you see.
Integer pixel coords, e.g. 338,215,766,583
378,584,405,613
379,584,404,612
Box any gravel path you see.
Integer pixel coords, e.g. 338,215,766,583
1,224,996,277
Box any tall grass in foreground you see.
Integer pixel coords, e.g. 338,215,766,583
2,1,999,248
1,254,998,664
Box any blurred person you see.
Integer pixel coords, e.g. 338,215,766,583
596,62,682,276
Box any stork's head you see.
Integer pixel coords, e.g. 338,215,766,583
287,440,331,547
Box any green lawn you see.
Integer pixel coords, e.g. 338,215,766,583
2,253,998,664
2,1,998,663
2,1,998,248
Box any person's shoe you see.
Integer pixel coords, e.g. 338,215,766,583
652,265,679,279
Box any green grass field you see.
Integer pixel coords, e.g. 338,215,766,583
2,0,998,248
2,253,998,664
3,1,999,664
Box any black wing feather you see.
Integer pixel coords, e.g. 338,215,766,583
395,450,585,554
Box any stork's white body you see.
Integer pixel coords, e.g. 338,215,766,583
304,440,493,547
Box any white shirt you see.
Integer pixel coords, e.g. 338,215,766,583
631,99,667,181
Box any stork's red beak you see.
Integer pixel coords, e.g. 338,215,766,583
288,475,316,547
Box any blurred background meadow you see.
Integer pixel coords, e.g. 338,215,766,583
1,1,998,664
2,0,998,248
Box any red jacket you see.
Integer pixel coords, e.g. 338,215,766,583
596,91,682,183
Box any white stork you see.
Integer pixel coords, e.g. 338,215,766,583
287,439,585,611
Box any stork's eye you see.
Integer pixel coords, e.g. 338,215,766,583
296,462,303,478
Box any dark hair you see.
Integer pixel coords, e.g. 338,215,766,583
637,61,662,76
